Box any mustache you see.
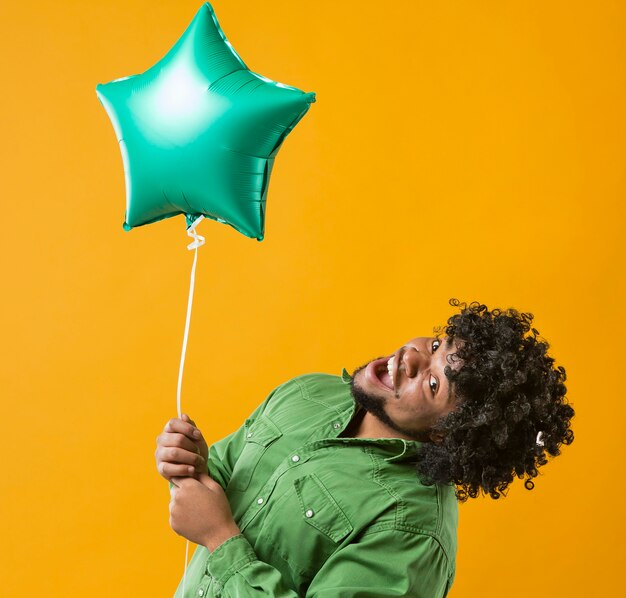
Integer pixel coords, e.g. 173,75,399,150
351,356,388,378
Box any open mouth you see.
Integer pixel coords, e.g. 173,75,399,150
365,356,395,393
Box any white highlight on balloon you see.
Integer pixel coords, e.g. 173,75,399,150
139,62,228,144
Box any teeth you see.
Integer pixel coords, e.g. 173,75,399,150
387,356,395,389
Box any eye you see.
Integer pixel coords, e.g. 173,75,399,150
432,339,441,352
429,375,438,395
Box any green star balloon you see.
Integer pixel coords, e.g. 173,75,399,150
96,2,316,240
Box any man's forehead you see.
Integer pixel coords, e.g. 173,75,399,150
441,334,464,354
440,336,463,404
442,336,464,366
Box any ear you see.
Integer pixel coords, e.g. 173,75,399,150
429,430,445,444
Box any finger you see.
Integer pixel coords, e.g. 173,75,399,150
172,476,196,488
158,462,200,479
198,472,219,489
156,446,206,469
155,431,201,455
181,413,197,426
177,417,208,452
163,417,203,441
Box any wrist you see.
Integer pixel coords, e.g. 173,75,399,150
204,524,241,552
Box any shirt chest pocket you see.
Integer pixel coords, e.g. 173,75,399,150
289,473,353,569
230,416,282,492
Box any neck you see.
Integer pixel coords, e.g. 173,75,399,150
341,408,416,440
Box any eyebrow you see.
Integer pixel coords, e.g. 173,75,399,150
441,336,455,403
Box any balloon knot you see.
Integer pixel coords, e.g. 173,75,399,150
186,215,205,250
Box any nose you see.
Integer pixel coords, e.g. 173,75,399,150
402,346,429,378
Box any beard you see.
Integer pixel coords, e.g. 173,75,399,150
348,360,432,443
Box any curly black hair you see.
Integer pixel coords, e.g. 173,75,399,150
414,299,575,502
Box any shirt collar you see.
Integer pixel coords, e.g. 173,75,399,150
385,438,422,462
338,367,422,462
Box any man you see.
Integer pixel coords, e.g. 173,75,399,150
155,299,575,597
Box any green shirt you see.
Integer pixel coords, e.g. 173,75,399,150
172,370,458,597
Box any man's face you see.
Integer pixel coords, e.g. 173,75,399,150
350,336,463,442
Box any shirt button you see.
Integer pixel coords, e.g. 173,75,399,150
291,455,300,462
247,432,253,438
198,589,204,596
257,497,264,505
305,509,314,518
333,422,341,429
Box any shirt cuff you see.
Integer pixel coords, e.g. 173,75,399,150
206,534,257,588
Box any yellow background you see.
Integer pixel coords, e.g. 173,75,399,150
1,0,623,595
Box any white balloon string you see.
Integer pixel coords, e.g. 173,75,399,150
182,539,190,597
177,216,206,419
176,215,205,597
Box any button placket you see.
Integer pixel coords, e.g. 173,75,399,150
197,574,212,596
238,442,321,532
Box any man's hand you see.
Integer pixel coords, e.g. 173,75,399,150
155,414,208,481
169,473,241,551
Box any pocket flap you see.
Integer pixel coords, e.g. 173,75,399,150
294,473,353,543
244,416,282,447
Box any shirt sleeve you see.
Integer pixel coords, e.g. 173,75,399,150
306,529,453,598
168,380,287,491
205,529,453,598
205,381,287,488
207,534,298,597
